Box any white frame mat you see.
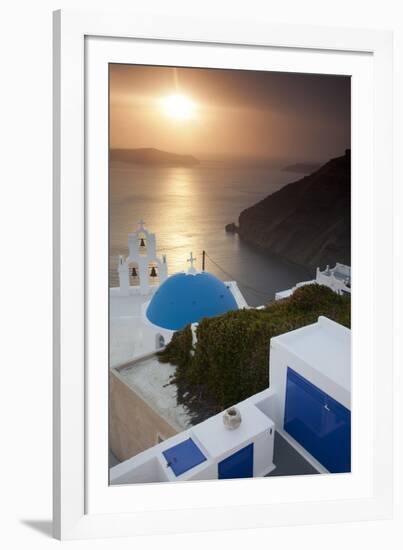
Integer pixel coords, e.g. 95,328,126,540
53,9,393,540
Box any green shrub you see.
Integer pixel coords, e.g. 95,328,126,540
158,284,350,415
157,324,192,370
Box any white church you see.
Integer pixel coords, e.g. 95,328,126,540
110,221,248,368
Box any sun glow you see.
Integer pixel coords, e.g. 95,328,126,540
161,94,197,121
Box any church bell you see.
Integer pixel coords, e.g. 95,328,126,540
150,266,158,278
139,238,146,247
131,267,137,277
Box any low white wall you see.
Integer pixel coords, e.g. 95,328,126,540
110,389,276,485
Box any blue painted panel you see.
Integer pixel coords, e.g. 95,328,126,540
162,438,207,477
218,443,254,479
284,368,351,473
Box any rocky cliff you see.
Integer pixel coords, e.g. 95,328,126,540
238,150,351,270
282,162,321,174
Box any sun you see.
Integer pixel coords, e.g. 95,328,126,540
161,94,197,121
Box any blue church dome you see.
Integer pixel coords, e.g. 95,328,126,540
146,272,238,330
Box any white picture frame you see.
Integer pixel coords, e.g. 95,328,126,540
53,9,393,540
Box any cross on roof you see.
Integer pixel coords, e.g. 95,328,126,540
187,251,196,268
138,219,145,230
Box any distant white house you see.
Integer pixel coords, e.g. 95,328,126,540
275,263,351,301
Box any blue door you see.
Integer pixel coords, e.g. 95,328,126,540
218,443,254,479
284,368,351,473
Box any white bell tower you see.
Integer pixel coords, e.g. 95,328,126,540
118,221,168,296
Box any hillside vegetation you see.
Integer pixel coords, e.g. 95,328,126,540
158,284,350,422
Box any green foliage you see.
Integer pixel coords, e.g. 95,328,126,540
157,324,192,370
158,284,350,414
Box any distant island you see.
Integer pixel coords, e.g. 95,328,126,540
282,162,322,174
110,147,199,166
238,150,351,270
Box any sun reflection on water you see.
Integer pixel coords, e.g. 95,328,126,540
110,162,312,304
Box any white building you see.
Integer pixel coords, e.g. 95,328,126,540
275,263,351,301
316,263,351,295
110,315,351,483
266,316,351,473
110,221,172,367
110,387,276,484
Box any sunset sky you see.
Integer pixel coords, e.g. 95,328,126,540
109,64,350,163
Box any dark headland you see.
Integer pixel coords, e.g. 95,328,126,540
237,150,351,270
110,147,199,166
282,162,322,174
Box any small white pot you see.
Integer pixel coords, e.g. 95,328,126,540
223,407,242,430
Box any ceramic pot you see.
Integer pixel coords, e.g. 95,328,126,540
223,407,242,430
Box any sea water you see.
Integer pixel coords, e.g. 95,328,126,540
109,160,312,306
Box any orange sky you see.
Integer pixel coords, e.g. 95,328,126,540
109,64,350,163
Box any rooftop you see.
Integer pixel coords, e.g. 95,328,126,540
115,355,193,432
109,287,172,367
271,316,351,403
192,400,272,458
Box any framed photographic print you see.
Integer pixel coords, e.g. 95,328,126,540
53,10,394,540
